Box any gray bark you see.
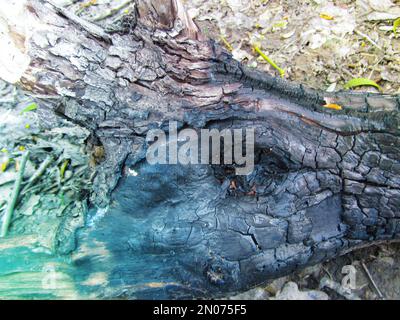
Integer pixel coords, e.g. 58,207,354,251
1,0,400,299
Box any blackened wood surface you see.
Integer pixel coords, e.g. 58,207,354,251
0,0,399,299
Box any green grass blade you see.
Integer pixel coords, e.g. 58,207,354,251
343,78,382,92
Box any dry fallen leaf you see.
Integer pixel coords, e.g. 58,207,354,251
320,13,334,20
323,103,343,110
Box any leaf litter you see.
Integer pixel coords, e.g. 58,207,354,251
183,0,400,93
0,80,94,255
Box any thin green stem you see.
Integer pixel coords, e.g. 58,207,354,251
253,46,285,78
1,151,30,237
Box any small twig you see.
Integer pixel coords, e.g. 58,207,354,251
361,261,385,299
41,182,60,194
354,29,383,51
0,98,16,104
367,56,384,80
0,151,30,237
91,0,133,22
21,155,53,195
321,266,333,280
20,184,43,196
220,35,233,52
341,67,355,79
0,200,6,212
44,0,112,43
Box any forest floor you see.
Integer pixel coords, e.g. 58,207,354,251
0,0,400,300
184,0,400,94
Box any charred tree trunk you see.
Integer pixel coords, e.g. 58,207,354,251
1,0,400,299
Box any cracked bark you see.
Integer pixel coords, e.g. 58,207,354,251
1,0,400,299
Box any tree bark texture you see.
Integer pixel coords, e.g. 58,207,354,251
1,0,400,299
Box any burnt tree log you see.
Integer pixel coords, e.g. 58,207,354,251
1,0,400,299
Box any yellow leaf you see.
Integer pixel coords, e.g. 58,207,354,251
320,13,334,20
394,18,400,34
0,160,8,172
20,103,37,114
344,78,382,92
272,20,288,29
81,0,97,9
60,159,70,179
323,103,342,110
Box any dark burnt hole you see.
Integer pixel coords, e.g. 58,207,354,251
40,147,54,153
212,145,299,197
